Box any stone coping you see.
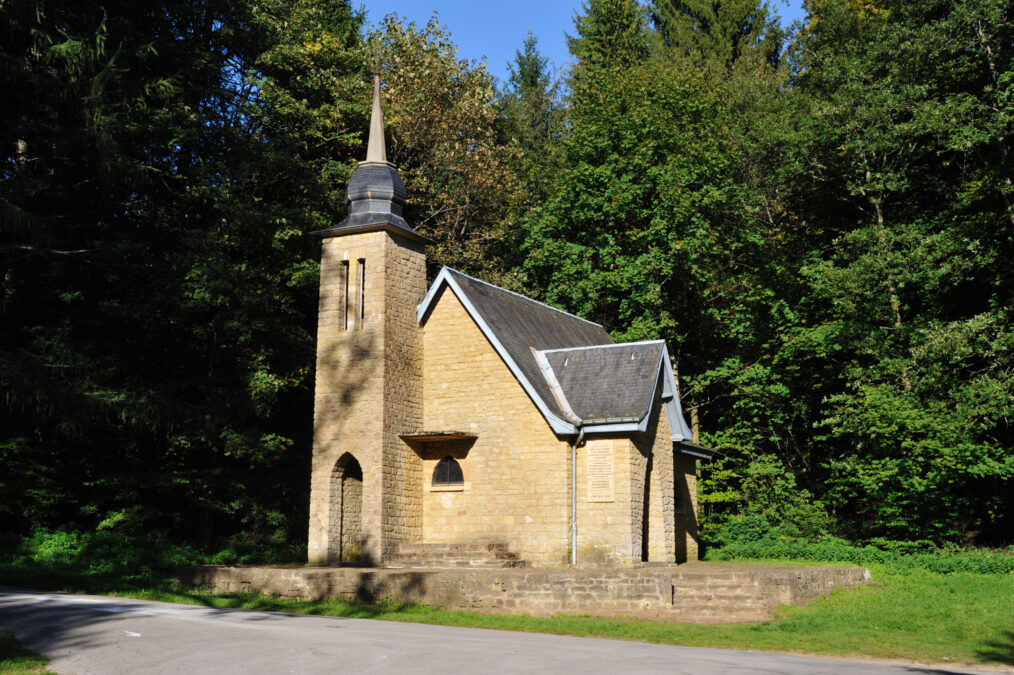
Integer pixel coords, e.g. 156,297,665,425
201,559,867,575
179,562,871,624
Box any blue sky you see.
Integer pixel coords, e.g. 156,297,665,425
358,1,807,86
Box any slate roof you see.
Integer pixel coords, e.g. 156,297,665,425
313,74,433,244
418,268,702,456
315,162,433,244
440,269,612,423
541,342,664,424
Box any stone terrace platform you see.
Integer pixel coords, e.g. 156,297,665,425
180,562,871,624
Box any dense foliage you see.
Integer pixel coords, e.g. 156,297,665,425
707,515,1014,573
1,0,1011,559
523,0,1014,545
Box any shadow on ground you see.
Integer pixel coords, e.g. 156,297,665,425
975,629,1014,666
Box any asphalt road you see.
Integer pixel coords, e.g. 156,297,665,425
0,588,1003,674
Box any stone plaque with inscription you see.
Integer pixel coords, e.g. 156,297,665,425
586,442,615,502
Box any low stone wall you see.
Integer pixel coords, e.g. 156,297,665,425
179,562,870,623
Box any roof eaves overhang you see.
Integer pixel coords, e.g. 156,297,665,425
417,268,578,436
677,440,715,461
312,221,435,245
659,346,695,443
532,349,583,425
562,343,695,444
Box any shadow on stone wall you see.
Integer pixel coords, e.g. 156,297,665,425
311,328,377,564
352,571,427,606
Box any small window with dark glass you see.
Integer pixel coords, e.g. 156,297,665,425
432,456,463,485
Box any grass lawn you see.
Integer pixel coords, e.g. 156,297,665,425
0,631,50,675
115,564,1014,668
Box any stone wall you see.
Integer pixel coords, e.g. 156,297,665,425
674,454,700,562
308,230,425,564
379,233,427,560
310,230,702,568
573,437,639,566
637,400,673,564
420,288,573,565
181,563,871,623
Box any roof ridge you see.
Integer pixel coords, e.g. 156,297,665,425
538,340,665,355
445,268,606,329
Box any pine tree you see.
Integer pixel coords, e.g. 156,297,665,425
497,32,565,218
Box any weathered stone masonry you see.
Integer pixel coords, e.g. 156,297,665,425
307,72,709,568
308,231,426,564
182,563,871,623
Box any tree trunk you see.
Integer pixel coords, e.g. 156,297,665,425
874,199,912,391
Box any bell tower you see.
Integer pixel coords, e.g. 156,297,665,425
307,72,431,564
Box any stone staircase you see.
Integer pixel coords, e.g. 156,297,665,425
668,563,869,623
386,541,527,569
670,571,773,623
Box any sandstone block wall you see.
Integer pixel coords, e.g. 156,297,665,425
637,400,675,564
379,234,426,560
181,563,872,623
420,289,573,566
675,454,700,562
308,230,425,564
573,437,640,566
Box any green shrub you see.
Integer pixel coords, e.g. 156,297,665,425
0,527,305,592
706,533,1014,574
0,529,204,591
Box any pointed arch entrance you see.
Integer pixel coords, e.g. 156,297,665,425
328,453,363,563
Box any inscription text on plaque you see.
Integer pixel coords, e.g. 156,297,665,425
586,441,615,502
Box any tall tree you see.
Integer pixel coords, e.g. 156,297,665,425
497,32,566,219
0,0,366,550
371,15,521,282
650,0,784,68
778,0,1014,541
567,0,650,95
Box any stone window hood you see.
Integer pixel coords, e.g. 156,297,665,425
399,431,477,448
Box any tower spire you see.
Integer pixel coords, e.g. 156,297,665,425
364,68,387,164
311,67,433,245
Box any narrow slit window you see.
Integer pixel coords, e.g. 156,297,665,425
340,260,349,331
357,259,365,328
432,456,464,485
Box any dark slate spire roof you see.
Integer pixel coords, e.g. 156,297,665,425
314,72,432,244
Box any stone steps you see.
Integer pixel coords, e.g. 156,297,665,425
386,541,527,569
669,574,785,622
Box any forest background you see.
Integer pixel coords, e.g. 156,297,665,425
1,0,1012,567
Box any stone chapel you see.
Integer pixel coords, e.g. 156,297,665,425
307,74,712,569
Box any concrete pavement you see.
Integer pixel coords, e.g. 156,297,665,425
0,587,1004,674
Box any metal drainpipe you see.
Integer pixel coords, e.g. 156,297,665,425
571,425,585,567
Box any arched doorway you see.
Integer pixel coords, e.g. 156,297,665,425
328,453,363,563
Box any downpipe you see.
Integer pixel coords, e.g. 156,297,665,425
571,425,585,567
